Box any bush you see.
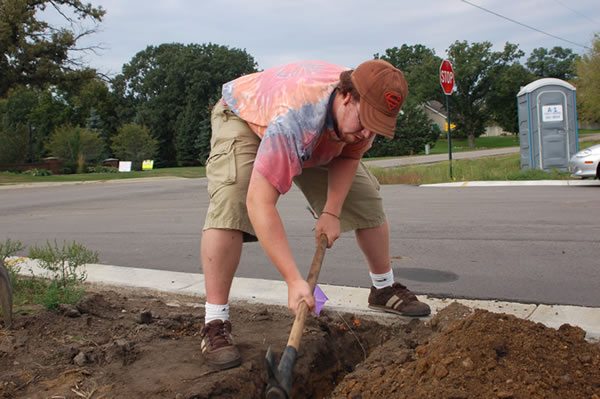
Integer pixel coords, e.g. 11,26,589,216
59,166,75,175
87,165,118,173
22,168,52,176
46,125,104,166
111,123,158,170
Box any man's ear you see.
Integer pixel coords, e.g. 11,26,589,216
342,92,353,105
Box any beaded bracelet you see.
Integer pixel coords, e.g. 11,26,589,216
321,210,340,219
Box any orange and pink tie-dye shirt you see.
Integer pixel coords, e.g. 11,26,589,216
222,60,373,194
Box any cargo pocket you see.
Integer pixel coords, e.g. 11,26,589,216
206,139,237,198
359,161,381,191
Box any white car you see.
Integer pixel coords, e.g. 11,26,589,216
568,144,600,178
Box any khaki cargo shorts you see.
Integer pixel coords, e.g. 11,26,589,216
203,100,386,242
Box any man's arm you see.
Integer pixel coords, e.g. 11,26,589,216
315,156,360,247
246,170,315,313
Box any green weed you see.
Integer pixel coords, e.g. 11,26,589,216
28,240,98,309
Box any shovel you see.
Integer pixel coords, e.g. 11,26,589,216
265,233,328,399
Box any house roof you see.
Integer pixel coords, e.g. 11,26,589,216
423,100,446,118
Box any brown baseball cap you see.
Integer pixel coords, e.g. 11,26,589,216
351,59,408,138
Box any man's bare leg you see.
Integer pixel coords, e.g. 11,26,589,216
355,221,391,274
201,228,243,305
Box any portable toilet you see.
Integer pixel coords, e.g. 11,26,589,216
517,78,578,172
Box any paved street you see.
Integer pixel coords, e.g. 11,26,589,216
1,174,598,307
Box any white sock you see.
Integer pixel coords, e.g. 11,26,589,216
370,270,394,289
205,302,230,324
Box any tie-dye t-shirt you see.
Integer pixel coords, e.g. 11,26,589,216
222,60,373,194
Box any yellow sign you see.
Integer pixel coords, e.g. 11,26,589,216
142,160,154,170
445,122,456,132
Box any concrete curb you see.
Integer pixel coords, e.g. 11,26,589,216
13,258,600,342
421,180,600,187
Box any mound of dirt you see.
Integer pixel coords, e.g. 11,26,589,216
331,304,600,399
1,287,599,398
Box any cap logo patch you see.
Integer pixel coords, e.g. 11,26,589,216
384,92,402,111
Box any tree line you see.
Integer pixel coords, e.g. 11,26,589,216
1,0,598,171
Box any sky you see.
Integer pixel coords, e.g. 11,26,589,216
45,0,600,77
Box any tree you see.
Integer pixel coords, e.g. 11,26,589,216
175,102,204,165
526,46,579,80
110,123,157,170
194,118,212,165
365,98,440,158
0,122,29,164
487,63,535,133
27,88,72,157
65,78,119,156
0,86,89,164
0,0,105,97
447,41,524,147
575,33,600,124
376,44,443,104
111,43,257,167
0,87,38,163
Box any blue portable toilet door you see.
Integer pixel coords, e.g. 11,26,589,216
536,90,571,171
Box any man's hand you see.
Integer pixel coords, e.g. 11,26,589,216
315,212,341,248
287,278,315,313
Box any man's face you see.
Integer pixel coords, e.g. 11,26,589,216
335,100,374,144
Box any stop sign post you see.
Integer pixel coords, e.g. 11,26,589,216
440,60,455,179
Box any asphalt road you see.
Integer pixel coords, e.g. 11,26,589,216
1,176,598,307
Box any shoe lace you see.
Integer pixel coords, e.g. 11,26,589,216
205,322,232,349
392,282,417,300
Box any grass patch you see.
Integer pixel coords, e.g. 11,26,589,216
0,166,206,185
371,138,600,185
393,130,598,157
429,135,520,154
580,140,600,149
369,153,575,185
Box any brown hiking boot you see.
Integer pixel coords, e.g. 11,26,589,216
200,320,241,370
368,282,431,317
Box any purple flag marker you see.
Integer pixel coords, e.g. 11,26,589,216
313,284,328,315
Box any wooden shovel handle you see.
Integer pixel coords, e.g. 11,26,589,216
286,234,328,349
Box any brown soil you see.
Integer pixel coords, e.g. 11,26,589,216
1,286,599,399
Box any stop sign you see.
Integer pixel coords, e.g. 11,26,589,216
440,59,455,95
